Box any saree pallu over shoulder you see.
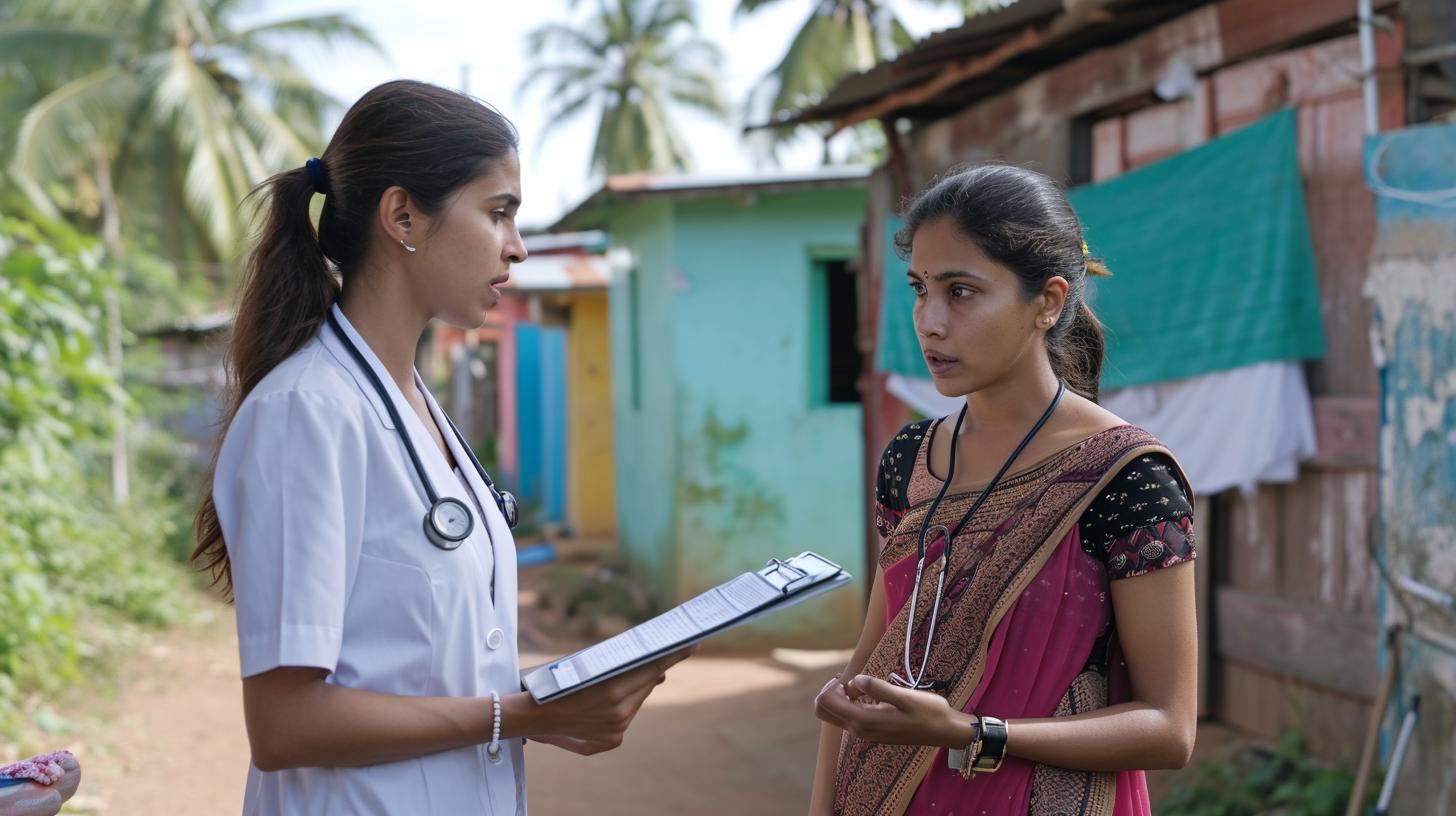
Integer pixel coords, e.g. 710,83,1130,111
834,425,1187,816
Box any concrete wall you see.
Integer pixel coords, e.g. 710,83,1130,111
1365,121,1456,816
668,188,868,646
606,187,870,646
609,201,679,593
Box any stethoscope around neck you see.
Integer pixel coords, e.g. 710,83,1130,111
890,380,1066,690
326,310,519,550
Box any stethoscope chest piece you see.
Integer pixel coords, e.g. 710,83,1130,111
326,310,522,549
425,496,474,550
498,490,520,530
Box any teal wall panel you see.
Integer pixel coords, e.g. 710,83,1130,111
603,186,869,645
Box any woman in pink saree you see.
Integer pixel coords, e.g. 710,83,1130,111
810,165,1198,816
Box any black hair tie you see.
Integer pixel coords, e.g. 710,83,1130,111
304,157,328,195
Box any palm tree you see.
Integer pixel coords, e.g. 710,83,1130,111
0,0,380,503
740,0,1012,156
522,0,728,176
0,0,383,261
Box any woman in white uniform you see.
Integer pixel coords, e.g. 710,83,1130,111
192,80,688,815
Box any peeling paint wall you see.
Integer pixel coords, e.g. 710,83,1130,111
1365,121,1456,815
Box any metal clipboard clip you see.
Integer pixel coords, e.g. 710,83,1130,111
765,558,813,594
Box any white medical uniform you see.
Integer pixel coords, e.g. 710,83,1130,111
213,304,526,815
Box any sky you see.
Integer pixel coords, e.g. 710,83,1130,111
253,0,965,228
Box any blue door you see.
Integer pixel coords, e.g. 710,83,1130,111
515,323,567,524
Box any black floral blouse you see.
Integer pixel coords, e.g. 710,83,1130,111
873,420,1196,580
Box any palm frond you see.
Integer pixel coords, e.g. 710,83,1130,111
539,90,599,151
518,62,603,100
642,0,695,35
234,94,311,172
759,10,870,117
0,23,121,72
668,73,728,119
734,0,789,20
668,39,724,69
152,47,251,254
526,21,604,59
221,13,385,59
13,64,141,183
738,0,919,152
529,0,722,176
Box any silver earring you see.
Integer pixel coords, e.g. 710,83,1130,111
396,215,415,252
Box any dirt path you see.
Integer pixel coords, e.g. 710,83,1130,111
31,586,839,815
35,594,252,815
22,583,1216,815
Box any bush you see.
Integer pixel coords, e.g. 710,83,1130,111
1159,728,1379,816
0,213,186,730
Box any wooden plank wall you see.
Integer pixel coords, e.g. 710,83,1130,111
1082,30,1400,761
1089,34,1391,757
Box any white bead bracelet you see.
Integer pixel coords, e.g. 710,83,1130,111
486,691,503,764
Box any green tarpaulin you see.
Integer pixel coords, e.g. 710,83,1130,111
877,108,1326,390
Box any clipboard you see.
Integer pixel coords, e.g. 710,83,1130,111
522,551,853,703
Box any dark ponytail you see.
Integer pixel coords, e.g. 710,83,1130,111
192,80,519,598
894,163,1108,401
1055,299,1106,401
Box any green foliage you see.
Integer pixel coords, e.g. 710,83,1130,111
521,0,727,175
0,212,187,731
738,0,912,158
738,0,1010,158
0,0,381,262
1159,729,1380,816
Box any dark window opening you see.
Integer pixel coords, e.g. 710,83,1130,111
1069,116,1094,187
823,259,862,404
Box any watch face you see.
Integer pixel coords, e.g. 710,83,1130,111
431,499,472,541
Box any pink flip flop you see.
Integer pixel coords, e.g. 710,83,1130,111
0,752,80,816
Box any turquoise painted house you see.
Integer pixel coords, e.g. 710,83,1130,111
552,167,871,646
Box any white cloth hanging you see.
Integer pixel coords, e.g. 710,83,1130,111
885,360,1317,495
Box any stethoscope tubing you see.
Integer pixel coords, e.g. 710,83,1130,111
894,381,1066,689
325,311,514,542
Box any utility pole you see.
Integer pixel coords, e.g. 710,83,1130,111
95,141,129,504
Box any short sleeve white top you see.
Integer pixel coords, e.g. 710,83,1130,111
213,305,525,815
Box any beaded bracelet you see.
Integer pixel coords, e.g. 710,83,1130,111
486,691,503,764
954,720,983,779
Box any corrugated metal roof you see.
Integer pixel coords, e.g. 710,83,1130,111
523,230,609,254
504,253,612,292
750,0,1213,134
550,165,872,232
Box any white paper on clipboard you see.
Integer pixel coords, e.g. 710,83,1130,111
523,552,852,703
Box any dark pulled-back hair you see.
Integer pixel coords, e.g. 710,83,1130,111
192,80,520,598
894,163,1110,401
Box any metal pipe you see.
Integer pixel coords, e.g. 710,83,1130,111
1347,626,1401,816
1375,694,1421,816
1358,0,1380,135
1398,575,1456,610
